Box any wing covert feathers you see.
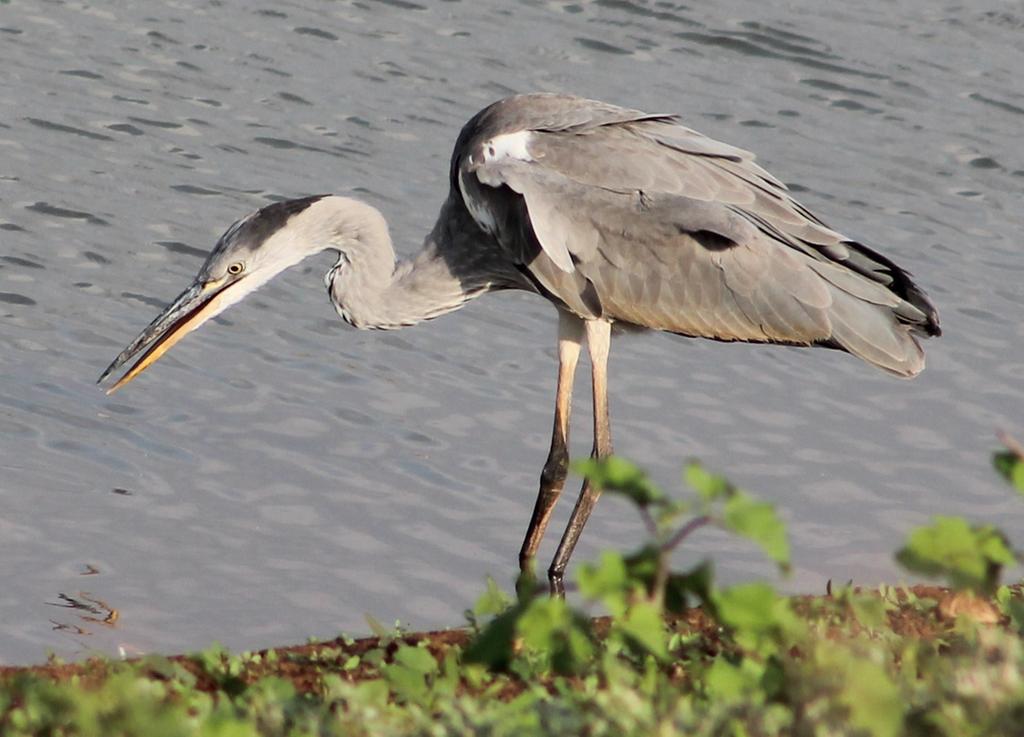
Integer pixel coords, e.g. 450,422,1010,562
450,94,939,375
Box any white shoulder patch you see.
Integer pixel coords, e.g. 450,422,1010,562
459,130,535,235
479,130,534,163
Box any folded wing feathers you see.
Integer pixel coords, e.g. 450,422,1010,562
457,95,936,375
826,287,925,376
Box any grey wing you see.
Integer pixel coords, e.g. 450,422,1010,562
454,97,939,376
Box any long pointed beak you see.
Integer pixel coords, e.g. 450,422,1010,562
98,276,243,394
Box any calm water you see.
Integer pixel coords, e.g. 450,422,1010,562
1,0,1022,664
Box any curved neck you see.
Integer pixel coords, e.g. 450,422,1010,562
326,197,496,330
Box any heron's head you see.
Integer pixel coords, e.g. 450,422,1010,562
99,194,348,394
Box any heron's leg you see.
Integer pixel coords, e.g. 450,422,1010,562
518,311,585,571
548,319,612,590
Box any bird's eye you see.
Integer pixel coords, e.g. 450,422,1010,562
227,262,245,276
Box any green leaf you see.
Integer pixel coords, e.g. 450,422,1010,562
516,597,565,651
714,583,781,632
341,655,360,671
617,601,667,660
516,597,595,675
393,645,438,675
1008,600,1024,634
196,642,229,676
703,657,765,702
473,576,514,619
896,515,1015,594
684,461,732,502
849,594,888,629
712,583,800,654
574,456,665,507
622,543,661,583
993,449,1024,495
349,679,390,706
722,492,791,571
577,550,631,615
463,605,523,671
815,645,904,737
381,662,428,705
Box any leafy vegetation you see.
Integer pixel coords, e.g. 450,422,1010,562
2,440,1023,736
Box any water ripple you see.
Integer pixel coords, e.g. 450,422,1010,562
0,292,36,306
25,202,108,226
155,241,207,259
575,37,632,55
968,92,1024,116
127,117,182,130
60,69,103,79
106,123,145,135
293,27,338,41
170,184,222,196
25,118,112,142
2,256,44,269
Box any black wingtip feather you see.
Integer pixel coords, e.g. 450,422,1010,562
843,240,941,337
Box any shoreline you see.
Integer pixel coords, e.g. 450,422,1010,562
0,584,1005,692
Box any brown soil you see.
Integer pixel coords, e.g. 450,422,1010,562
0,585,1009,696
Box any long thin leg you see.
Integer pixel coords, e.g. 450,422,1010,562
518,311,585,570
548,319,612,589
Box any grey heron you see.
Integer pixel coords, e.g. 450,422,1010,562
99,93,940,586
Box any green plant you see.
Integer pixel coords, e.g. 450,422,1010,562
897,435,1024,596
994,431,1024,496
4,445,1024,736
465,456,792,676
